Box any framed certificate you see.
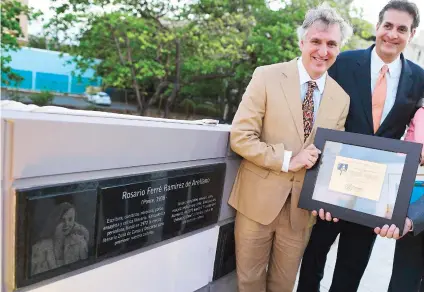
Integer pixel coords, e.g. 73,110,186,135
299,128,422,233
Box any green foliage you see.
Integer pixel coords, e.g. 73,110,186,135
82,12,166,84
8,89,24,102
43,0,374,120
28,34,72,52
195,103,220,118
30,91,54,106
86,86,101,94
180,98,196,116
1,0,40,84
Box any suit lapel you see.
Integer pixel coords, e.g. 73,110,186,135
354,46,374,131
280,59,304,143
376,54,413,135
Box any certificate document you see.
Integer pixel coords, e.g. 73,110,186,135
299,127,420,234
328,156,387,201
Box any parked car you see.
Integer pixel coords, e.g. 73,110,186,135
85,92,111,106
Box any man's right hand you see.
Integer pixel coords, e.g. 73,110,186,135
288,144,321,172
374,217,413,239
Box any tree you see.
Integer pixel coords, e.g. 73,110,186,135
184,0,306,122
1,0,38,86
45,1,160,114
28,34,49,49
199,0,374,122
81,13,166,115
45,0,374,120
28,34,72,52
46,0,251,117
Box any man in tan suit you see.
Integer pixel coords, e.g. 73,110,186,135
228,4,353,292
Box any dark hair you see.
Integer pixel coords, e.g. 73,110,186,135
378,0,420,30
38,202,75,240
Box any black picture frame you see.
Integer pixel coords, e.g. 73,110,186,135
298,128,422,234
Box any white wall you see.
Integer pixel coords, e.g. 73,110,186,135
1,102,237,292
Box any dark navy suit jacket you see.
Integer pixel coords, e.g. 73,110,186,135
408,195,424,235
328,45,424,235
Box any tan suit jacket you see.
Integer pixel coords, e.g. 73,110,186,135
228,58,350,230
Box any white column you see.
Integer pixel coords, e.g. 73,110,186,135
32,71,36,90
68,74,72,93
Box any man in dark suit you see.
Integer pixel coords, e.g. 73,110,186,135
297,1,424,291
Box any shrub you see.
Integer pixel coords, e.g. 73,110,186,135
30,91,54,106
180,98,196,116
86,86,101,94
9,90,24,102
84,105,103,111
195,103,220,118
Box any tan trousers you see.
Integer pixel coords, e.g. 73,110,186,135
234,201,311,292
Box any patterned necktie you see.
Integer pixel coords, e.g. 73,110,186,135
372,65,389,133
303,81,317,141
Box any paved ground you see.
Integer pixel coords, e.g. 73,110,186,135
52,95,138,111
205,236,396,292
293,236,396,292
1,89,138,112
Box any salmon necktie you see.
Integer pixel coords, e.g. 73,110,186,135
303,81,317,141
372,65,389,133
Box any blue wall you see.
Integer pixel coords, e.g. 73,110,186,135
71,76,101,94
1,69,33,89
2,47,101,94
35,72,69,93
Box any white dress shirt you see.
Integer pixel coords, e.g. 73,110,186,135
370,47,401,125
281,58,327,172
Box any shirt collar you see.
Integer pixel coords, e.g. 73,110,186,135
297,57,326,94
371,47,401,77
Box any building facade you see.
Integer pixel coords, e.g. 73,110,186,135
404,32,424,68
1,47,101,95
18,0,29,45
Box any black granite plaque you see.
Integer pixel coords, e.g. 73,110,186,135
96,166,224,257
16,183,98,288
15,163,226,288
213,222,236,281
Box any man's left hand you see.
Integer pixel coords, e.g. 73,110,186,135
374,217,413,239
312,208,339,222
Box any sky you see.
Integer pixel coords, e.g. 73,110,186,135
28,0,424,36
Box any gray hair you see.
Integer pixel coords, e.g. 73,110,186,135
297,3,353,46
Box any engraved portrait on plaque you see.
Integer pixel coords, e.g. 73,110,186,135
16,186,98,287
30,201,90,276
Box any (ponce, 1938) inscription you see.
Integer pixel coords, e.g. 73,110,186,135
96,165,224,257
